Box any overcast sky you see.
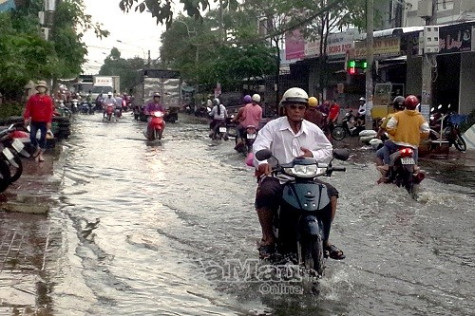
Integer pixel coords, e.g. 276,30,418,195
82,0,166,74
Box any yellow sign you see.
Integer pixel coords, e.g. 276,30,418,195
353,37,400,58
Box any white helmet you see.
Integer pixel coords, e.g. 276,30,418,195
252,94,261,103
281,87,308,104
359,97,366,102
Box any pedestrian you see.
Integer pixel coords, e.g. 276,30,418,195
23,80,55,163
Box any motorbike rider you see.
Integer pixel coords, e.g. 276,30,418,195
235,94,263,150
377,95,430,179
114,93,124,117
233,95,252,150
252,87,345,260
356,97,366,126
102,91,117,118
145,92,165,114
304,96,324,128
208,98,228,139
375,96,405,183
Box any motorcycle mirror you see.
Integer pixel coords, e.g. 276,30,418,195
333,149,350,161
430,107,435,112
438,104,442,110
255,149,272,161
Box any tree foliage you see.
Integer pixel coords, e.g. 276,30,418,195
98,48,146,93
0,0,108,102
118,0,239,29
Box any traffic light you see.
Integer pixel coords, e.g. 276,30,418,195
347,60,356,75
347,59,367,75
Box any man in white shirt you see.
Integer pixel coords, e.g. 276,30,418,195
252,87,345,260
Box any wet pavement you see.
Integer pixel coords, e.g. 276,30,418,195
0,113,474,315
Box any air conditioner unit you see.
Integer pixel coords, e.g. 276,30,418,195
417,0,433,18
38,11,45,25
40,27,50,40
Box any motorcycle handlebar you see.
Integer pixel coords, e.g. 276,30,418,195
331,166,346,172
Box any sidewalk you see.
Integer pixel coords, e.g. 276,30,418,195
0,151,60,313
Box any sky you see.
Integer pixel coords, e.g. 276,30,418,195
82,0,166,74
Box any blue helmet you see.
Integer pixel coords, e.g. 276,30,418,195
243,95,252,103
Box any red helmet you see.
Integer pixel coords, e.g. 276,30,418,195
404,95,419,110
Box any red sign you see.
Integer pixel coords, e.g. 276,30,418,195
285,29,305,60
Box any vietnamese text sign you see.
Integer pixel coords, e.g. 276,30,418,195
354,37,400,58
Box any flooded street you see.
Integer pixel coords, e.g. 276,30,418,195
1,113,475,315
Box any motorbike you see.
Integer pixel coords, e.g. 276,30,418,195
114,107,122,120
0,124,34,184
331,110,365,141
145,111,165,141
104,105,115,122
382,146,425,199
209,120,229,141
254,148,349,277
428,105,467,152
78,101,94,115
235,125,258,156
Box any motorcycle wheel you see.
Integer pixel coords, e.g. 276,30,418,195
453,132,467,152
8,151,23,183
301,236,324,277
0,159,12,193
331,126,346,141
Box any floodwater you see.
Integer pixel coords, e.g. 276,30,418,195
2,113,475,315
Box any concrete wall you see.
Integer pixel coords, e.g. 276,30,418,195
459,52,475,115
406,56,422,96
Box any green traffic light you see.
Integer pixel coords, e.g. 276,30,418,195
348,60,356,67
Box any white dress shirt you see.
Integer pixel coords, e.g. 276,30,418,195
252,117,333,167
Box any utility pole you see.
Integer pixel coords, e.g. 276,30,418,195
420,0,437,121
365,0,374,129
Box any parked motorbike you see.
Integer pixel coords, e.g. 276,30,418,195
331,110,365,141
382,146,425,199
145,111,165,141
254,148,349,277
0,124,35,183
428,105,467,152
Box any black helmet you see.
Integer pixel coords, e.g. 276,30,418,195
392,96,405,110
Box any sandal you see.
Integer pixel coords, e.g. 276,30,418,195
258,244,275,260
324,244,345,260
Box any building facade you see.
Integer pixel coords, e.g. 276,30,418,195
283,0,475,116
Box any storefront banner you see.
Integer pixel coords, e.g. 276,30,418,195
353,37,400,58
285,29,305,60
326,33,354,57
304,40,321,57
438,23,473,54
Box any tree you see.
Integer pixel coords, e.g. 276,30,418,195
98,48,146,93
118,0,239,29
0,0,109,102
160,13,276,92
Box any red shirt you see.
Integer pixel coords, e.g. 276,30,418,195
23,93,55,123
328,103,340,121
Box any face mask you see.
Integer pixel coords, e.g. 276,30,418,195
37,87,47,93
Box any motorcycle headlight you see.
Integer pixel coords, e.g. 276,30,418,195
283,164,321,178
153,112,164,117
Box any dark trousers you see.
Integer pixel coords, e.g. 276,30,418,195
30,121,48,150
